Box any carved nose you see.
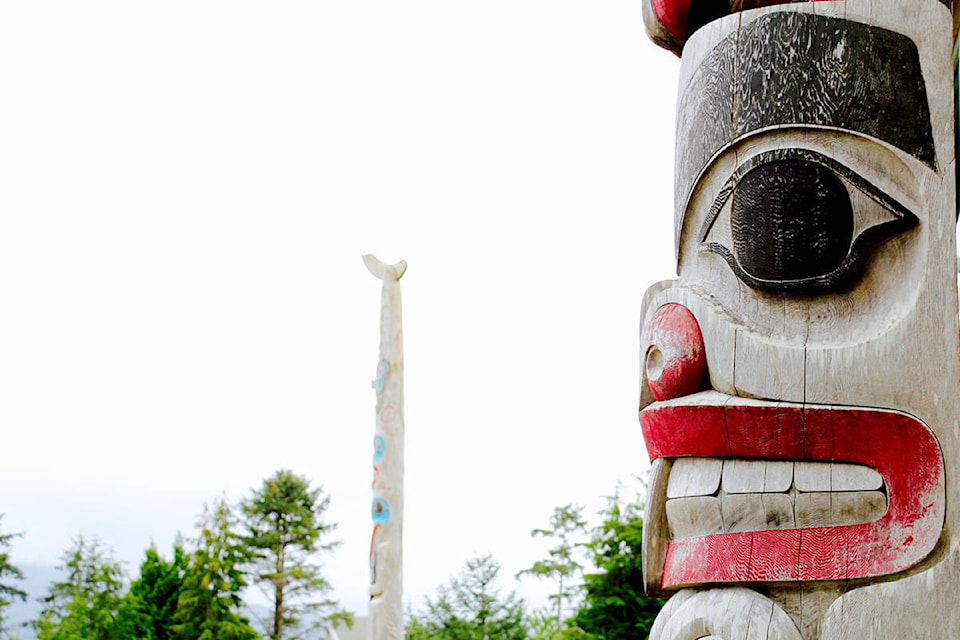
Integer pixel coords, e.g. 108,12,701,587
645,303,707,401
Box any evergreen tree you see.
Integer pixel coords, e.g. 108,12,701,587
241,469,340,640
174,498,260,640
34,536,127,640
568,489,664,640
0,515,26,637
116,544,189,640
408,554,527,640
524,607,560,640
517,505,588,624
114,591,155,640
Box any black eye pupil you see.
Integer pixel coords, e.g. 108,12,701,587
731,159,853,282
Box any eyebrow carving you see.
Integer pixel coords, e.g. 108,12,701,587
676,12,934,224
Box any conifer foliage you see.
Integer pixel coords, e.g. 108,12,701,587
408,555,527,640
127,545,189,640
516,505,588,624
34,536,126,640
241,469,340,640
173,497,260,640
0,515,26,637
17,470,345,640
569,491,665,640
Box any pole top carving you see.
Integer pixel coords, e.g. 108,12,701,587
363,254,407,282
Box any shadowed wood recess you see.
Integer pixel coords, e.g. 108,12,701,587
637,0,960,637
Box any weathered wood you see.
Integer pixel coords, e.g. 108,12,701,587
721,493,765,532
666,495,724,538
649,587,803,640
764,461,794,493
364,255,407,640
639,0,958,635
830,464,883,492
830,491,886,525
667,457,722,498
664,459,885,540
644,394,944,588
794,493,833,529
762,493,796,531
643,457,672,595
721,459,767,494
794,463,832,493
644,303,708,401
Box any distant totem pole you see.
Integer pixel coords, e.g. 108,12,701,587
364,255,406,640
638,0,960,637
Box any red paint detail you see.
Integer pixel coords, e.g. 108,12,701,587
641,400,730,458
641,395,944,587
645,304,707,401
726,403,804,459
651,0,843,51
379,405,398,424
652,0,691,44
370,523,382,560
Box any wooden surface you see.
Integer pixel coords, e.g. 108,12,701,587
638,0,959,635
644,303,708,401
364,255,407,640
642,396,944,586
649,587,803,640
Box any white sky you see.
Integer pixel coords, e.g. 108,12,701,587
0,1,681,616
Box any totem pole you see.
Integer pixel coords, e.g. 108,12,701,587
637,0,960,636
364,254,406,640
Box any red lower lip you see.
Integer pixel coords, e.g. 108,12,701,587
641,392,944,587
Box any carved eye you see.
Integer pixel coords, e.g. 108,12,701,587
699,149,918,293
371,498,391,525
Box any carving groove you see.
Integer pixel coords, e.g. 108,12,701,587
698,148,918,293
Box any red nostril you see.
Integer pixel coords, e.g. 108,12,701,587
645,303,707,401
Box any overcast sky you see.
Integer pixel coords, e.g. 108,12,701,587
0,1,681,615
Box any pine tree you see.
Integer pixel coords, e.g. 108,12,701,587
0,515,26,637
241,469,340,640
408,554,527,640
116,544,189,640
174,498,260,640
34,536,126,640
569,488,664,640
517,505,588,624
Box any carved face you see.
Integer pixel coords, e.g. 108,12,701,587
639,0,958,632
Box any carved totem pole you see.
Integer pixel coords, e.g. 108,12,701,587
638,0,960,636
364,254,406,640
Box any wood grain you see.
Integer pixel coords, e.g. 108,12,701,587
640,0,958,635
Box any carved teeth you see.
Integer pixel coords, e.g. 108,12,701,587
722,459,794,493
796,461,884,492
667,458,722,498
664,458,887,539
795,491,887,528
665,496,723,538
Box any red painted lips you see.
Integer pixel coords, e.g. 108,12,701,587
641,392,944,588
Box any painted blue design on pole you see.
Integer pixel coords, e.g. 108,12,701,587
373,435,386,464
374,360,390,392
372,497,391,525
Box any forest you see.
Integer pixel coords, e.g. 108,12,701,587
0,470,663,640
